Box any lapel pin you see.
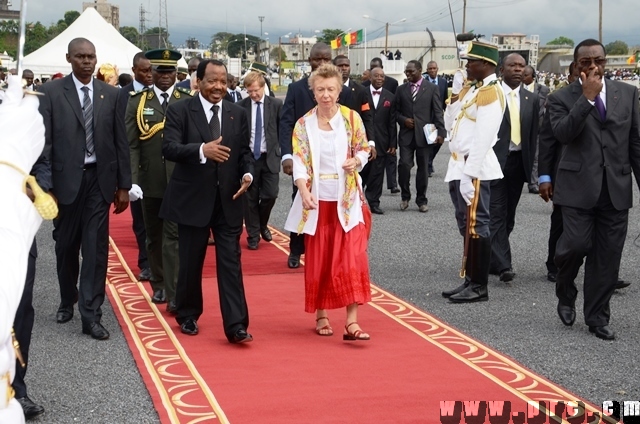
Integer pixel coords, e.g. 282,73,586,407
100,95,104,99
230,116,234,120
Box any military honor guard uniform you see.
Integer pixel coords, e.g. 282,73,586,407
441,41,506,303
125,49,194,312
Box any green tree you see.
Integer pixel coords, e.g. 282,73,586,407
316,29,345,45
226,33,260,59
120,26,140,45
547,36,574,47
210,31,234,55
605,40,629,55
24,22,49,55
271,47,286,62
64,10,80,27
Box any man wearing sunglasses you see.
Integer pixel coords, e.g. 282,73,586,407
545,38,640,340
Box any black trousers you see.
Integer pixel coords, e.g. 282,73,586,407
130,199,149,270
175,191,249,340
555,176,627,326
289,177,305,256
546,204,563,273
398,140,431,206
385,151,398,190
53,167,109,323
428,143,442,174
243,154,279,242
363,150,387,208
489,151,527,273
12,240,37,398
449,179,492,238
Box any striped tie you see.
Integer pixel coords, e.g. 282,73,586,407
411,83,418,101
81,86,94,157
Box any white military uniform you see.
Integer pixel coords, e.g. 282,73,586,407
0,75,46,423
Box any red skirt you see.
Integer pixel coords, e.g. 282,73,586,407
304,201,371,313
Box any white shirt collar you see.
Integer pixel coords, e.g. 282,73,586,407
153,84,175,100
370,85,383,94
199,92,222,112
501,81,520,96
71,73,92,91
344,78,350,87
133,79,147,92
253,94,266,105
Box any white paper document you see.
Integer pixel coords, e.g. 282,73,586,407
423,123,438,144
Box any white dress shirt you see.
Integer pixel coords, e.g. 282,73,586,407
250,94,267,155
370,84,383,109
71,73,96,164
153,84,175,102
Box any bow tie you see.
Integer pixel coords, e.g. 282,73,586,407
372,90,381,95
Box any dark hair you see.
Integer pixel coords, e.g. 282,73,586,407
118,73,133,86
196,59,227,80
573,38,605,61
408,60,422,71
524,65,536,78
370,57,383,69
568,61,575,74
132,52,147,67
309,42,331,57
333,54,349,64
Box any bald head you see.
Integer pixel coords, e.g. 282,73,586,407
308,42,332,71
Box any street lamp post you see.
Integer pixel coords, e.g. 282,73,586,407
258,16,265,62
362,15,406,57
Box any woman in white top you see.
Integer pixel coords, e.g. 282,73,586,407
284,64,372,340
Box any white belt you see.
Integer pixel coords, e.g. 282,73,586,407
319,174,339,180
0,372,14,410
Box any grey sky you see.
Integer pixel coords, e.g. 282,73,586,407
23,0,640,48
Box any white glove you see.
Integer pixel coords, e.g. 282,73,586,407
128,184,143,201
459,174,475,206
452,69,466,95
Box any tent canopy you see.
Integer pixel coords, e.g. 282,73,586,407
22,7,141,77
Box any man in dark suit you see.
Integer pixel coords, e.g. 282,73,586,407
160,59,254,343
396,60,446,212
423,61,449,177
39,37,131,340
364,57,399,94
238,71,283,249
176,56,201,90
362,67,397,214
279,42,351,269
117,51,153,282
523,65,550,194
489,53,539,283
546,39,640,340
225,74,241,102
126,49,193,314
333,55,374,143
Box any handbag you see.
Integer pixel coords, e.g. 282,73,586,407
347,110,372,240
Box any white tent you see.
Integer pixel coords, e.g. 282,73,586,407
22,7,141,77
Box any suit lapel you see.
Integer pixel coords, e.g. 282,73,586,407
604,79,618,122
414,82,427,102
63,76,84,127
92,81,104,123
221,100,236,146
519,86,531,133
263,96,270,132
190,95,213,142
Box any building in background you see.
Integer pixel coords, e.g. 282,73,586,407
491,33,540,69
0,0,19,20
82,0,119,29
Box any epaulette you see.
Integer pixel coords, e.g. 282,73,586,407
476,81,501,107
130,87,149,97
174,86,195,98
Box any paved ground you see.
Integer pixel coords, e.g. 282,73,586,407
25,145,639,422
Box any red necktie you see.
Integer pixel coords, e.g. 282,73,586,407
373,90,381,95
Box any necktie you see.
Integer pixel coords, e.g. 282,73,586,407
81,86,94,157
253,102,262,160
209,105,220,139
372,90,381,95
594,94,606,121
411,83,418,101
161,92,169,113
509,91,521,145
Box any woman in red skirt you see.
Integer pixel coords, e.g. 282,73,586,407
284,63,372,340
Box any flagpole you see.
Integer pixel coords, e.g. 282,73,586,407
17,0,28,76
364,28,367,70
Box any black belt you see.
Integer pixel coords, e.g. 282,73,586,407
507,150,522,157
83,162,97,170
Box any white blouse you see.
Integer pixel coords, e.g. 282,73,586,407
317,129,340,201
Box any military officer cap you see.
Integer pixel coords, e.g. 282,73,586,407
460,41,499,66
249,62,268,75
177,66,188,75
145,49,183,72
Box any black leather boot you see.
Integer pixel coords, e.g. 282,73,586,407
449,236,490,303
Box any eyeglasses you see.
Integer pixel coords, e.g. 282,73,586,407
577,57,607,67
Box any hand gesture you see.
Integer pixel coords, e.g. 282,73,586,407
232,174,252,200
282,158,293,175
452,69,466,95
539,182,553,203
580,68,603,101
404,118,415,129
459,175,475,206
301,191,318,210
113,189,130,214
342,158,359,173
203,137,230,163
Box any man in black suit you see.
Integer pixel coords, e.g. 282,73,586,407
546,39,640,340
176,56,201,90
39,37,131,340
423,61,449,177
225,74,241,102
117,51,153,282
489,53,539,283
396,60,445,212
238,71,283,249
522,65,550,194
160,59,254,343
364,57,399,93
362,67,397,214
279,42,351,269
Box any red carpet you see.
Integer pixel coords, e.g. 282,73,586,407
106,210,608,424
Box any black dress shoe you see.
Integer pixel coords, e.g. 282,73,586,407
181,319,198,335
166,300,177,315
547,271,557,282
499,269,515,282
247,240,259,250
529,187,540,194
16,396,45,419
557,303,576,326
442,281,469,298
260,227,273,241
449,284,488,303
82,321,110,340
230,328,253,344
288,254,300,268
137,267,152,281
56,305,73,323
589,325,615,340
390,187,400,194
152,289,166,304
615,279,631,289
370,206,384,215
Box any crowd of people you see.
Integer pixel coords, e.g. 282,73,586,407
2,33,640,422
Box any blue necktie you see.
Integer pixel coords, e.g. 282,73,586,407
254,101,262,160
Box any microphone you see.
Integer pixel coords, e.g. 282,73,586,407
456,33,476,42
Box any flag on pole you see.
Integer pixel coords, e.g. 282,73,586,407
331,39,338,50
